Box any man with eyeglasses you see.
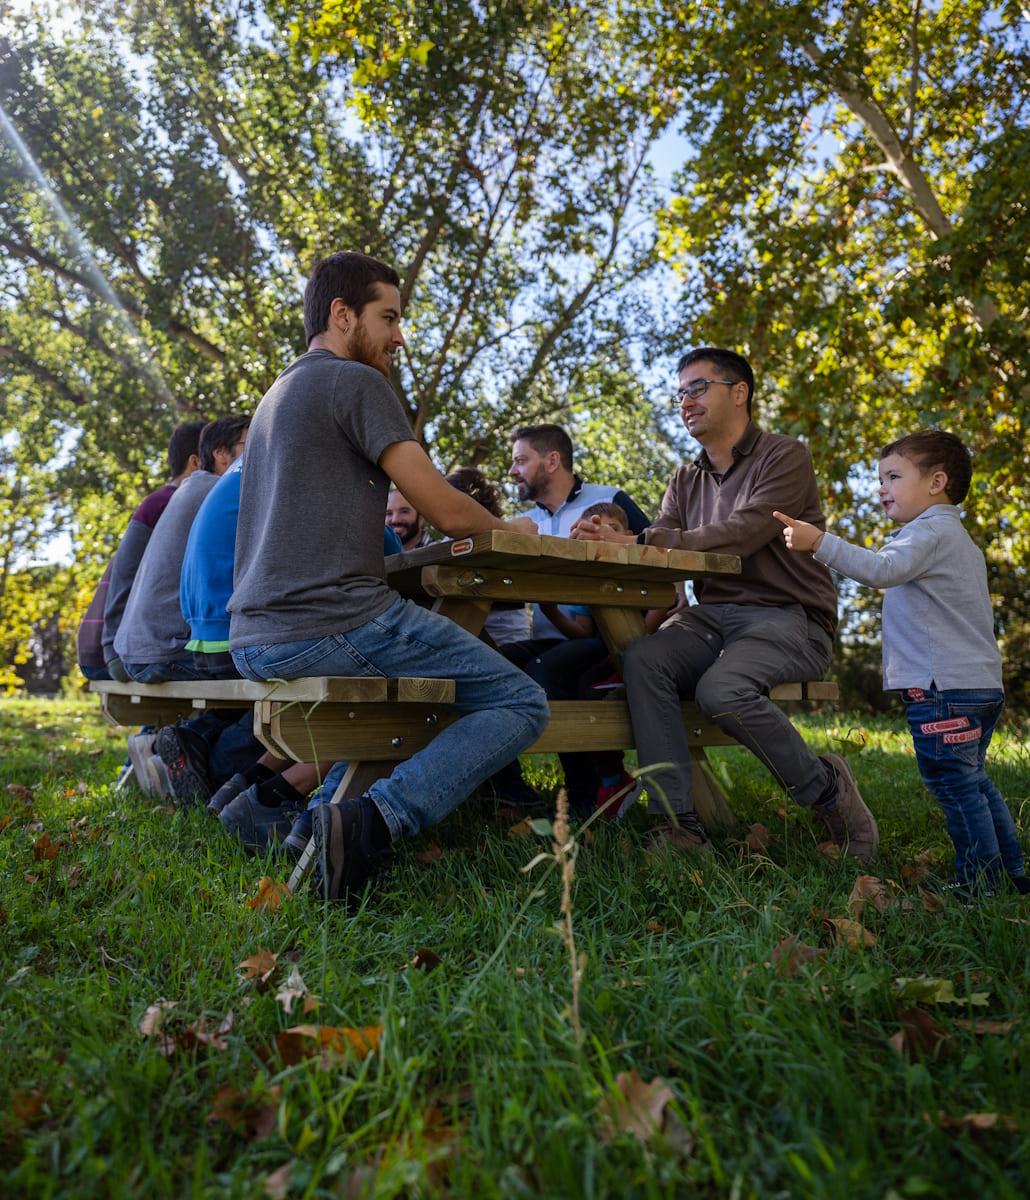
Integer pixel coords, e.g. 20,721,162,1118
571,347,878,861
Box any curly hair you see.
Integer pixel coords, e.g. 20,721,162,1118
445,466,504,518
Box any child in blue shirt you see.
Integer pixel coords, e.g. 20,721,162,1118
775,430,1026,899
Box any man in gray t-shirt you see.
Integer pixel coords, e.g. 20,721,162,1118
224,250,549,905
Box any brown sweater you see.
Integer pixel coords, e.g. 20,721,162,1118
644,423,838,635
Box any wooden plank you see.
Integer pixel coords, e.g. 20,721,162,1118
420,566,676,609
390,677,456,703
804,681,839,700
432,596,491,637
769,683,803,701
102,693,201,727
89,676,453,706
385,529,543,576
591,606,648,663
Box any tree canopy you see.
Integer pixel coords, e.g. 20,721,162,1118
1,0,1026,698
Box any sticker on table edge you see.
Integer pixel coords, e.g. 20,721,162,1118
450,539,474,556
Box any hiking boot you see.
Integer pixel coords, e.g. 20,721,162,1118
643,815,713,856
219,785,299,853
282,810,313,863
310,794,392,907
1009,874,1030,896
127,732,159,796
595,771,641,822
207,771,250,816
152,726,212,809
815,753,878,863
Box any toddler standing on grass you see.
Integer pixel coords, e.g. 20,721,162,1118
774,430,1027,900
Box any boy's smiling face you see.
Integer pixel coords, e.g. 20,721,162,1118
878,452,949,523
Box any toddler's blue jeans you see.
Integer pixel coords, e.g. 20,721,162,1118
902,686,1024,886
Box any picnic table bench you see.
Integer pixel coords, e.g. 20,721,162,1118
92,530,838,889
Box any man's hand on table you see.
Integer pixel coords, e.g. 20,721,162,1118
505,516,538,535
570,515,640,543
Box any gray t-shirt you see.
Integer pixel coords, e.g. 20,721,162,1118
815,504,1003,691
229,350,416,647
113,471,219,664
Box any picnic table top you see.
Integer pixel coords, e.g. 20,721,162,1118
385,529,740,585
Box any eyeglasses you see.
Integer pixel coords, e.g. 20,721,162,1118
675,378,738,402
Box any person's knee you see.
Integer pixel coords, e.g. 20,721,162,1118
518,678,550,737
694,672,757,719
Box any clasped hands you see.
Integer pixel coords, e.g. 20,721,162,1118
569,515,638,543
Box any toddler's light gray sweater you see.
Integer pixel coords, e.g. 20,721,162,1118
814,504,1003,692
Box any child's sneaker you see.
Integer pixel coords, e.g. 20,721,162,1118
219,785,299,853
207,772,250,816
282,810,313,863
594,771,641,821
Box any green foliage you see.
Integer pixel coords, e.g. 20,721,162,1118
648,0,1030,696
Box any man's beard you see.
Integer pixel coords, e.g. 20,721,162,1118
515,469,545,502
350,320,392,379
391,517,421,546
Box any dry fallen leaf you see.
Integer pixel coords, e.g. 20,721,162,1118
263,1161,294,1199
743,823,771,853
410,948,441,972
901,851,937,884
953,1017,1017,1036
5,783,33,802
0,814,11,834
823,917,876,951
139,1000,178,1037
894,977,990,1007
507,818,534,839
206,1083,280,1140
768,936,826,977
11,1089,48,1125
276,1024,383,1066
275,966,308,1015
816,841,842,860
32,833,62,861
847,875,891,919
247,876,291,912
413,842,444,864
644,919,664,934
598,1069,675,1144
181,1011,234,1053
933,1111,1018,1134
889,1008,950,1059
238,948,279,988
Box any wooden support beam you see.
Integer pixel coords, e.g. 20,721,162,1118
421,566,675,609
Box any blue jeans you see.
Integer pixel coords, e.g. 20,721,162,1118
231,596,550,839
123,652,237,684
903,686,1025,885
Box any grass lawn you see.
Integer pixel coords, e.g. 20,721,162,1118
1,696,1028,1198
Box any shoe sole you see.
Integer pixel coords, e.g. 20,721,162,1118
153,728,210,809
146,754,174,800
823,752,878,862
127,735,158,796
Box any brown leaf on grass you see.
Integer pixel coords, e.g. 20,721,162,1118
150,803,177,816
139,1000,178,1037
64,864,85,888
953,1017,1017,1036
901,851,937,884
302,994,321,1015
823,917,876,951
5,783,33,802
263,1161,294,1199
848,875,891,919
181,1011,234,1053
507,817,534,839
22,872,42,885
11,1089,48,1125
816,841,841,860
645,919,664,934
0,814,11,834
598,1069,676,1144
413,842,444,863
743,823,771,853
206,1083,280,1140
238,948,279,987
917,887,946,912
410,948,441,972
32,833,62,861
247,876,291,912
933,1111,1018,1134
417,1106,463,1187
688,869,704,887
274,966,309,1015
769,936,826,977
889,1008,950,1059
275,1024,383,1066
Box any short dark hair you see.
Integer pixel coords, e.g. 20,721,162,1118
445,467,503,518
581,501,628,530
303,251,401,345
676,347,755,416
167,420,206,477
199,414,251,473
881,430,972,504
511,424,574,472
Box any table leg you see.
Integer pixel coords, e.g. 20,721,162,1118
593,605,738,831
432,596,491,637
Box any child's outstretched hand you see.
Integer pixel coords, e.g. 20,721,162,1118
773,511,824,553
